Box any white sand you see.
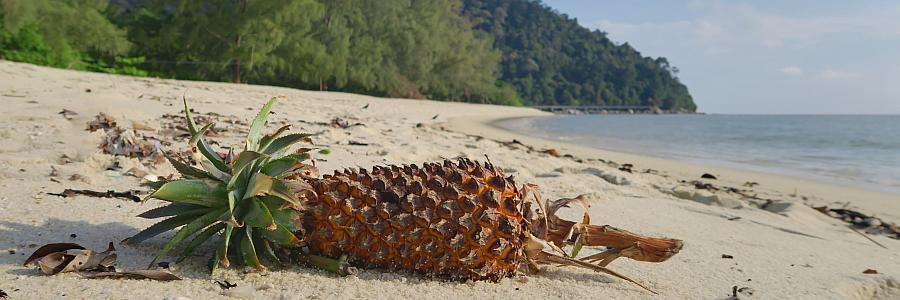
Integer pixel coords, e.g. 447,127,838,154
0,61,898,299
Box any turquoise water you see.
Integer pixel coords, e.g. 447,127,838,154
497,114,900,193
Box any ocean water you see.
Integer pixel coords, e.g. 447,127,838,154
497,114,900,193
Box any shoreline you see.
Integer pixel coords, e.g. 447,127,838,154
446,113,900,224
496,114,900,196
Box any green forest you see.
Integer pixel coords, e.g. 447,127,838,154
0,0,695,111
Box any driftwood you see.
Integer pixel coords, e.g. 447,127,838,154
48,189,141,202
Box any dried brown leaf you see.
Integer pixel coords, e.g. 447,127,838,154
30,242,117,275
82,270,181,281
24,243,84,266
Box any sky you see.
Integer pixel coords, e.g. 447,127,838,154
541,0,900,114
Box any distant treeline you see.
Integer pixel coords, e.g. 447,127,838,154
0,0,695,111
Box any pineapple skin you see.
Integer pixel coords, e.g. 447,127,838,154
298,159,532,281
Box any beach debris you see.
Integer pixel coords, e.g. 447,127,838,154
49,166,60,177
543,148,561,157
731,286,755,298
500,139,530,151
362,103,369,109
347,140,370,146
100,128,166,163
742,181,759,187
87,113,118,132
82,270,180,281
812,206,899,240
159,111,243,139
431,114,439,120
59,154,74,164
216,280,238,290
25,242,117,275
862,269,879,274
618,163,634,173
48,189,142,202
329,117,364,129
24,243,85,266
295,117,364,129
0,288,7,298
692,181,718,191
58,109,78,120
642,168,660,175
88,113,166,165
722,254,734,259
24,242,180,280
701,173,717,180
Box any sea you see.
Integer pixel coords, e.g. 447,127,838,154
496,114,900,193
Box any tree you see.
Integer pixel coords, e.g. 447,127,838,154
1,0,130,67
460,0,696,111
128,0,324,83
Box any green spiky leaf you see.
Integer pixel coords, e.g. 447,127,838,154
259,221,299,246
227,158,255,192
259,124,292,150
211,223,235,272
178,223,225,263
257,238,282,265
124,210,211,244
269,180,301,207
247,98,277,151
244,173,274,200
137,203,209,219
149,179,228,207
225,147,236,164
231,151,266,172
165,154,218,180
262,133,312,155
225,190,241,225
260,196,293,224
244,198,276,229
151,208,226,266
261,154,310,177
184,99,230,174
239,227,263,270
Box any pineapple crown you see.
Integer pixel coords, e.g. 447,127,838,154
125,98,318,272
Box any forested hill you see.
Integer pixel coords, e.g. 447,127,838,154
0,0,695,111
462,0,695,111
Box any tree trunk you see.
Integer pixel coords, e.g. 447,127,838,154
232,34,242,83
232,59,241,83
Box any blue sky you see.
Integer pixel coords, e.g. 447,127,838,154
541,0,900,114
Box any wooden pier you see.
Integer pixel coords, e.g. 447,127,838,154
531,105,657,114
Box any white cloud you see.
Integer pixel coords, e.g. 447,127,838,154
780,66,802,75
589,2,900,55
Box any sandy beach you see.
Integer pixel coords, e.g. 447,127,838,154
1,61,898,299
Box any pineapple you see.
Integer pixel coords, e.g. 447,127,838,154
127,98,682,293
300,159,532,281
